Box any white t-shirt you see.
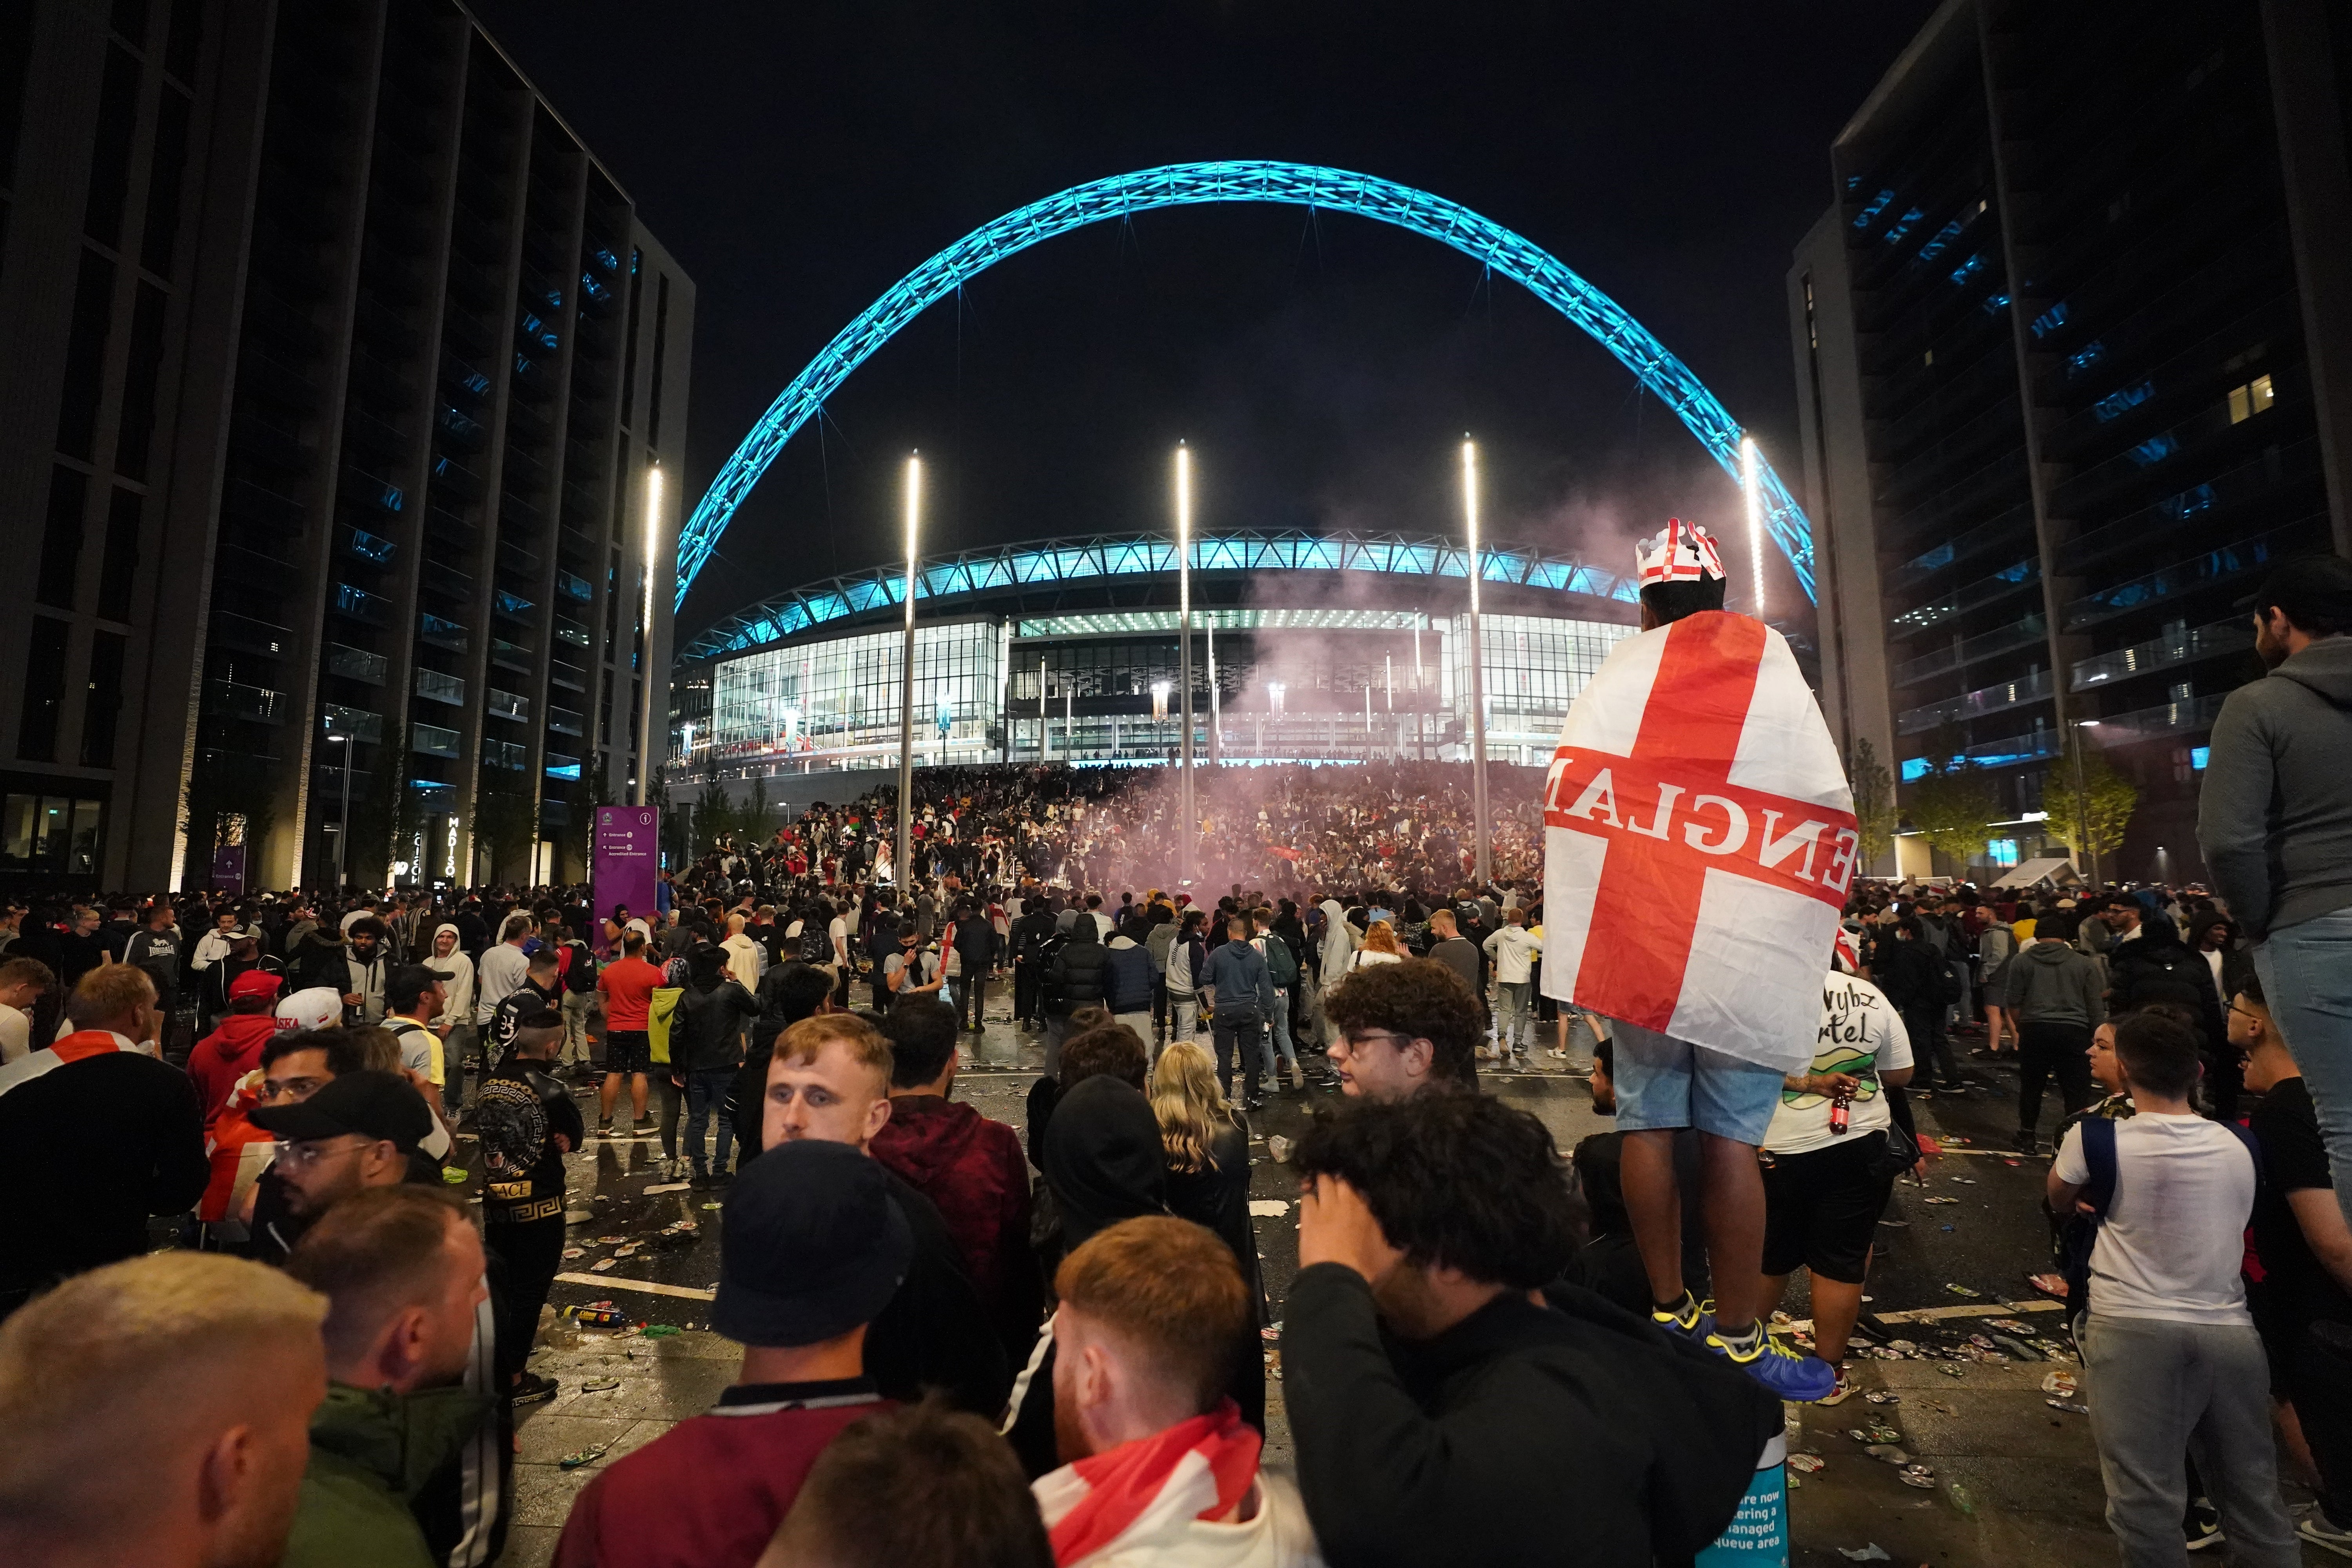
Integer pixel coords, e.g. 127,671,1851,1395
387,1018,444,1086
0,1006,27,1063
1764,972,1913,1156
2054,1112,2256,1326
1351,949,1402,969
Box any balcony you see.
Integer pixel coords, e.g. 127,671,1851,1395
1896,667,2054,736
1892,614,2048,688
549,658,586,692
483,739,528,771
544,752,581,781
419,612,467,652
341,466,405,515
497,539,543,577
1901,727,2062,780
422,560,474,605
548,706,583,736
414,668,465,705
207,679,286,724
332,582,390,626
492,589,534,621
222,476,306,532
327,643,387,684
341,524,396,566
486,688,532,723
2072,617,2256,692
2063,524,2305,632
2087,693,2229,746
555,616,590,649
491,637,533,673
320,705,383,744
412,723,460,759
213,610,295,658
1889,557,2041,638
429,454,483,503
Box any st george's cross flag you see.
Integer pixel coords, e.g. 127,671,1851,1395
1540,610,1858,1073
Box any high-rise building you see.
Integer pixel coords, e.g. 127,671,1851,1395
1790,0,2352,880
0,0,691,893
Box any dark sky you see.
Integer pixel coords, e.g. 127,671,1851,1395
465,2,1936,636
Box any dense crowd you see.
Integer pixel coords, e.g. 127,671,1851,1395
2,550,2350,1568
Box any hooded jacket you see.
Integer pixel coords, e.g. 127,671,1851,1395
1102,935,1154,1013
1045,923,1110,1015
186,1010,281,1125
2199,636,2352,940
1317,899,1355,987
675,970,757,1074
2001,940,2106,1028
425,925,476,1032
869,1094,1040,1356
289,926,350,995
280,1382,496,1568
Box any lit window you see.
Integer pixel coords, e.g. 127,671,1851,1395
2251,373,2274,414
2228,384,2250,423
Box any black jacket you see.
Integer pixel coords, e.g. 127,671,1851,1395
867,1169,1014,1418
1043,927,1109,1014
1012,909,1059,964
1869,937,1940,1014
1282,1267,1778,1568
675,977,758,1074
289,929,350,995
2109,933,2227,1051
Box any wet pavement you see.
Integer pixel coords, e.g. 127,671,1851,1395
476,1004,2330,1566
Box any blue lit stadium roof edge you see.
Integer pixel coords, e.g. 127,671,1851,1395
677,528,1640,664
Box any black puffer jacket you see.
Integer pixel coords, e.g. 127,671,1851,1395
1043,925,1109,1016
2108,930,2226,1051
674,976,758,1073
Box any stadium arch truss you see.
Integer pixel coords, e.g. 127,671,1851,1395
679,525,1640,664
674,161,1819,610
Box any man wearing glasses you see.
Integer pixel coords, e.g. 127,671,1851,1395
250,1070,439,1221
1318,957,1481,1102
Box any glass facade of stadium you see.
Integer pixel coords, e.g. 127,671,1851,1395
670,531,1644,777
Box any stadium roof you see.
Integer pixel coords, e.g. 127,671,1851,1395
679,528,1641,663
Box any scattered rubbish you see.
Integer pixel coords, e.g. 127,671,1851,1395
1863,1445,1912,1465
1922,1197,1960,1206
564,1209,595,1224
589,1259,617,1272
1836,1546,1890,1562
579,1377,621,1393
2026,1273,2069,1301
1945,1284,1980,1298
643,1182,690,1195
1986,1319,2033,1336
1247,1200,1291,1217
1267,1135,1293,1163
595,1236,626,1245
559,1443,613,1470
1937,1365,1968,1379
2003,1159,2022,1167
564,1303,626,1327
1886,1340,1920,1355
1877,1217,1911,1228
1966,1334,1996,1350
1788,1453,1826,1474
1899,1470,1939,1490
1948,1178,1977,1185
2042,1371,2079,1397
701,1202,723,1210
1921,1399,1956,1416
560,1247,585,1259
1864,1391,1900,1406
1865,1426,1902,1445
1949,1481,1976,1516
2047,1399,2089,1415
614,1244,640,1258
441,1165,468,1185
639,1324,681,1340
1989,1333,2043,1361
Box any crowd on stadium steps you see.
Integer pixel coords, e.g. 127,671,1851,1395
2,553,2351,1568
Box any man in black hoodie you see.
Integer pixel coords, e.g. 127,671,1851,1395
1284,1091,1779,1568
1042,918,1109,1073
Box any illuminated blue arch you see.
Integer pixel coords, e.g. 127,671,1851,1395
677,160,1816,609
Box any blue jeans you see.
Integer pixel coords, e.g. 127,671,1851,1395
2254,908,2352,1231
685,1067,736,1174
1266,989,1298,1071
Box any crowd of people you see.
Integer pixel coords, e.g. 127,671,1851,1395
1,550,2349,1568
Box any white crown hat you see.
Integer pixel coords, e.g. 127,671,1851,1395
1635,518,1726,588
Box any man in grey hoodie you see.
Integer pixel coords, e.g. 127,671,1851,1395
2200,555,2352,1223
2002,916,2106,1155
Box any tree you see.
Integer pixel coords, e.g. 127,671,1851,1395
747,773,772,845
1847,736,1896,872
1904,737,2001,872
2042,736,2138,869
469,775,538,885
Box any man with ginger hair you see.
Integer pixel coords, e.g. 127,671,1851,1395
760,1013,1010,1415
0,1251,328,1568
1034,1215,1322,1566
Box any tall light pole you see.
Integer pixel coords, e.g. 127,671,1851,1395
634,463,663,806
1175,443,1196,882
897,452,921,890
1462,437,1491,884
327,726,352,890
2073,719,2099,887
1742,434,1766,621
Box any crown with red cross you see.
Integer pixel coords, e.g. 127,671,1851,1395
1634,518,1726,588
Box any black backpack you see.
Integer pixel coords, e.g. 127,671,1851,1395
799,918,835,965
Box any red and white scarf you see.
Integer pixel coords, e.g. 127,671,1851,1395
0,1029,143,1100
1035,1400,1260,1566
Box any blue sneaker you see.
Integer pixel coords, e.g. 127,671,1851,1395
1651,1294,1716,1347
1711,1327,1839,1402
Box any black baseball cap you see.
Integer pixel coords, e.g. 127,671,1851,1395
249,1069,434,1151
711,1141,912,1348
2237,554,2352,625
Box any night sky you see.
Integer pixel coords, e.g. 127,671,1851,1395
465,2,1938,636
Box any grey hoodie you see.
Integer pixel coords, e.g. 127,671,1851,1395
2198,636,2352,940
2001,939,2106,1028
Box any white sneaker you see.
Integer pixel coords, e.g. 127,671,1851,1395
2301,1513,2352,1559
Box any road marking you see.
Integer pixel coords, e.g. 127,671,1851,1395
1867,1299,2062,1326
553,1271,715,1302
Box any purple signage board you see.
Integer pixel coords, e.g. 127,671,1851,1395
592,805,659,952
210,842,246,895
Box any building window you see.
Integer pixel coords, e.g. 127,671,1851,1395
82,630,126,766
54,249,116,461
114,281,169,478
37,465,88,610
1986,838,2020,867
18,616,72,762
1,793,104,875
97,486,140,621
2227,374,2276,424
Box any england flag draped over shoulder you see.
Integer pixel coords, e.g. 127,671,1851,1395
1541,605,1858,1074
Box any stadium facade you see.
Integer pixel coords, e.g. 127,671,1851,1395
666,529,1642,780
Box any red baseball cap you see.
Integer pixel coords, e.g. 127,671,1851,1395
228,969,285,1001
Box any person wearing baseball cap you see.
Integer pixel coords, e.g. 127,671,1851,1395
185,967,286,1127
2203,552,2352,1223
275,985,344,1034
554,1140,910,1568
249,1069,437,1222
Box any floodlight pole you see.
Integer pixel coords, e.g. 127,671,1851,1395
635,464,663,806
1176,443,1196,882
1463,439,1492,885
896,453,920,889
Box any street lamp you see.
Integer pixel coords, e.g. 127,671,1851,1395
1742,434,1766,621
325,724,352,891
635,463,663,806
1174,443,1196,882
897,452,921,889
1461,437,1491,884
2073,719,2100,887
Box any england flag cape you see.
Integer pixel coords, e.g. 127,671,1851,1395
1541,610,1857,1073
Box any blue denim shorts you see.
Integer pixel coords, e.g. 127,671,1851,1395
1610,1019,1789,1144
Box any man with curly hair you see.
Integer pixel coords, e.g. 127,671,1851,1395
475,1011,580,1405
1285,1090,1779,1566
1318,957,1479,1102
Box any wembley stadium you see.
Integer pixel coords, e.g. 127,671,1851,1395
666,527,1647,781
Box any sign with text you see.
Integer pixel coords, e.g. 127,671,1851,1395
210,842,246,895
592,806,659,952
